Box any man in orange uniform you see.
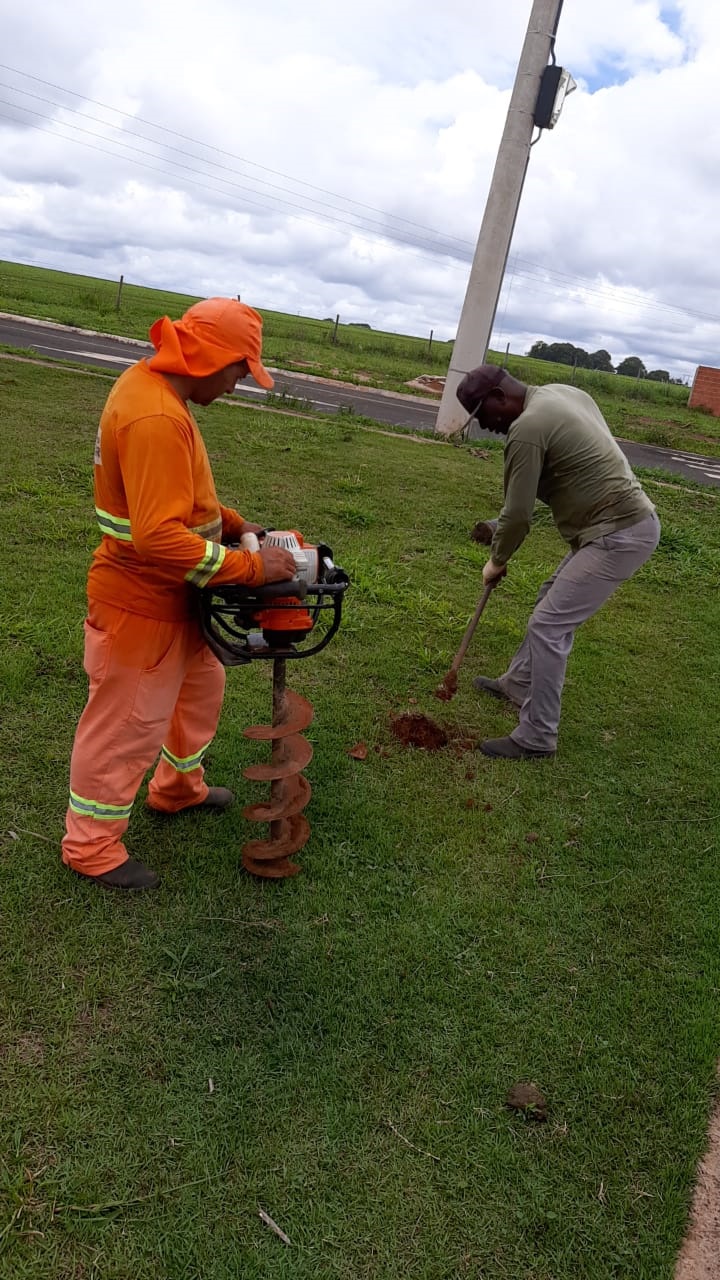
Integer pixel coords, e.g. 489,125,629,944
62,297,296,891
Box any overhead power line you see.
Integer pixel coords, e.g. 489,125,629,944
0,65,472,253
1,63,719,337
0,93,472,261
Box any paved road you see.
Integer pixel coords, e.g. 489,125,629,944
0,314,439,431
2,314,719,487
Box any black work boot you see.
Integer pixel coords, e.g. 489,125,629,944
86,857,160,890
472,676,521,708
146,786,235,816
193,787,234,810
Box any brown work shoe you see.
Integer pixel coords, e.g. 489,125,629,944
479,735,555,760
78,857,160,890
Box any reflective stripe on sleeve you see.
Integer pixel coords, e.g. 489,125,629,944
160,742,211,773
96,508,133,542
69,791,134,821
185,540,226,587
190,518,223,540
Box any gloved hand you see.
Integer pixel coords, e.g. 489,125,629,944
482,558,507,587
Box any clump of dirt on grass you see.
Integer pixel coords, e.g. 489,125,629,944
389,713,448,750
506,1082,548,1122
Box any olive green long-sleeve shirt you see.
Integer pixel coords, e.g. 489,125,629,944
490,384,655,567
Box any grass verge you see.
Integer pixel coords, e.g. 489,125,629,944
1,360,719,1279
2,258,719,457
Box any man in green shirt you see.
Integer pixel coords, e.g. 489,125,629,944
456,364,660,760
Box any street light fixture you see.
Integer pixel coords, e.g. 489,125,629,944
533,64,577,130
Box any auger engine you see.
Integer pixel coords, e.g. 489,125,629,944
197,531,350,879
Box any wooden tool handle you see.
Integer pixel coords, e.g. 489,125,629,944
448,582,495,675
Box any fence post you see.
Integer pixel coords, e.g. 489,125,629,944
427,329,434,358
332,314,340,345
502,341,510,370
115,274,124,312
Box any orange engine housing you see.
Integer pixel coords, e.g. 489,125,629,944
255,531,318,644
255,599,314,639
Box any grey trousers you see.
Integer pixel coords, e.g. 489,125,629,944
497,511,661,752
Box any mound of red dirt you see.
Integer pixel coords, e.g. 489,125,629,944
389,713,448,750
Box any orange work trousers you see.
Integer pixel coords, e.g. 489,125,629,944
62,599,226,875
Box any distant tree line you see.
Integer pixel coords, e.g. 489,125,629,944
527,341,685,384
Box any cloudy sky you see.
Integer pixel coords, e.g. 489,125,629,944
1,1,718,380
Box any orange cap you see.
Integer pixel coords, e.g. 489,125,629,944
147,297,274,388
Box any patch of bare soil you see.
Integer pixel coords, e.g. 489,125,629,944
674,1095,720,1279
12,1032,46,1065
388,713,478,754
628,415,720,445
676,432,720,445
405,374,445,395
389,713,448,750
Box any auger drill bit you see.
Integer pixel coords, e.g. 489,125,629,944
196,532,350,880
241,657,315,878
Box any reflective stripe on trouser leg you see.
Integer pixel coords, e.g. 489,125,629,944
510,512,661,752
62,603,205,875
146,646,226,813
160,742,212,773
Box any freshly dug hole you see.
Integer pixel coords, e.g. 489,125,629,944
389,713,448,750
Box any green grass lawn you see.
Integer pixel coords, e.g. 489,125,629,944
2,258,719,459
1,360,720,1279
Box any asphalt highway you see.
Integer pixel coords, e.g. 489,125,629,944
2,313,719,488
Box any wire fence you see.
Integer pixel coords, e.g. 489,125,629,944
0,258,696,403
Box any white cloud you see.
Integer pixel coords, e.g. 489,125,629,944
0,0,718,381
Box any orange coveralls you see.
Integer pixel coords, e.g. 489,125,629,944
62,360,264,876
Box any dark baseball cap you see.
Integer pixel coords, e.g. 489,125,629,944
456,364,506,413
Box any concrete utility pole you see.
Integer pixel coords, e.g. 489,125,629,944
435,0,565,435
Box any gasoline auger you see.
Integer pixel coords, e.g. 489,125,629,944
197,532,350,879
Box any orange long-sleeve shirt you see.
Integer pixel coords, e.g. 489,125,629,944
88,360,265,620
